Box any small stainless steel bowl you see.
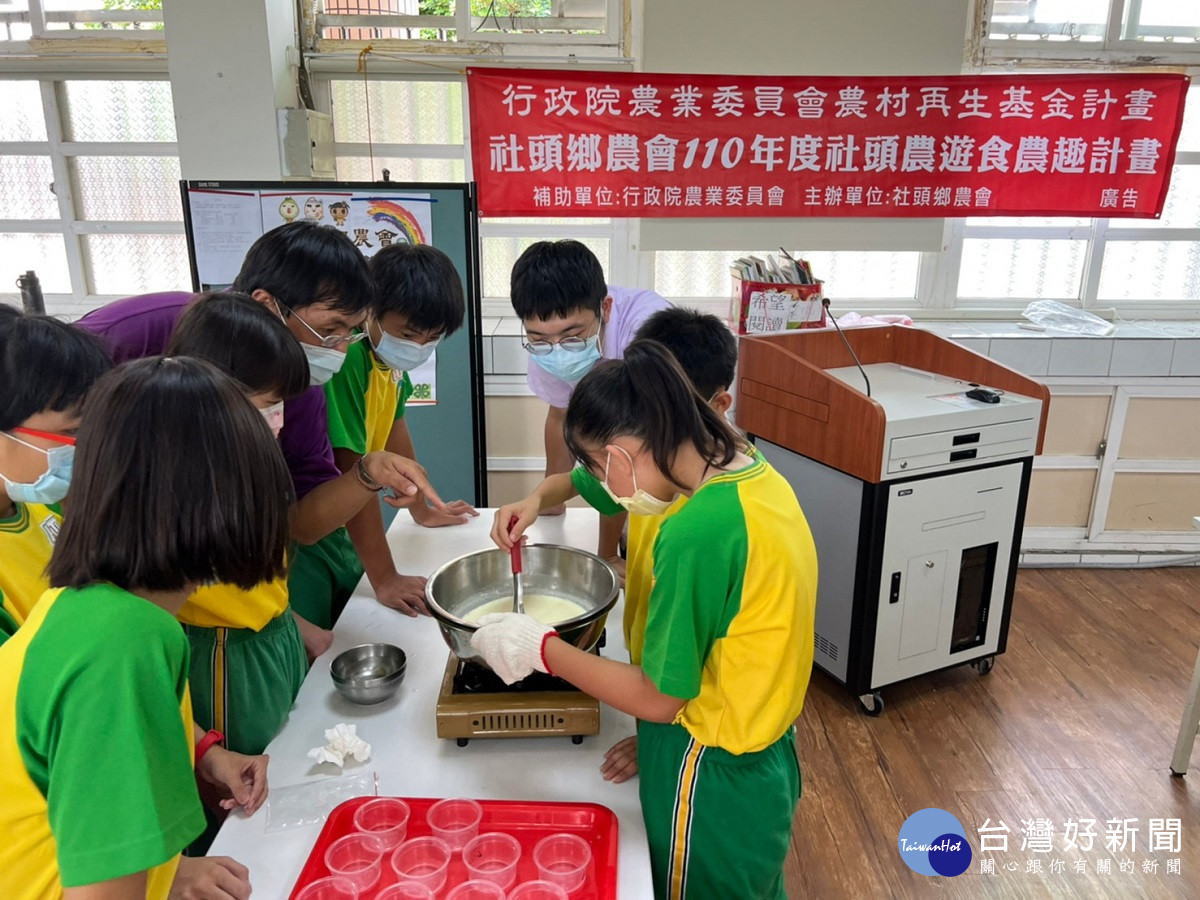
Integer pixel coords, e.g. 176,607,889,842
330,643,407,705
425,544,619,669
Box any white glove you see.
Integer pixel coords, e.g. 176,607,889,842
469,613,557,684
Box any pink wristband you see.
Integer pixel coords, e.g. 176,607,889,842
539,630,560,675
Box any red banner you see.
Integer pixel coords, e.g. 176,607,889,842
467,68,1189,219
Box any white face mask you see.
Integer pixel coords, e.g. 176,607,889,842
260,400,285,438
600,445,677,517
301,343,346,385
273,298,350,386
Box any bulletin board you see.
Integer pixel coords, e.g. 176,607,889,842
180,180,487,507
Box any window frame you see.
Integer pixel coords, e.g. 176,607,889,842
314,69,637,319
975,0,1200,67
0,71,184,314
0,0,165,51
308,0,625,56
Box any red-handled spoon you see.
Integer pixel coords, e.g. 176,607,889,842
508,515,525,615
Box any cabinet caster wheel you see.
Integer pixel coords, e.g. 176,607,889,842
571,735,584,745
972,656,995,676
859,691,884,716
456,738,469,747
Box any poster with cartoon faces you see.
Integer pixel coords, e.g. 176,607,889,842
259,192,434,259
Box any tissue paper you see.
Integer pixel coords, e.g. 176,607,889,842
307,723,372,768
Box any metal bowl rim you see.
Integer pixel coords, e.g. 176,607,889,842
329,643,407,682
424,542,619,632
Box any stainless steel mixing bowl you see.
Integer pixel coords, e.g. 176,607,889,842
425,544,619,667
330,643,407,704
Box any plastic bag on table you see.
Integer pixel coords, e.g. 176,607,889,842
265,771,375,833
1022,300,1115,336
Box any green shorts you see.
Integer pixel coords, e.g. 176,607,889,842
287,528,364,629
184,608,307,756
638,720,801,900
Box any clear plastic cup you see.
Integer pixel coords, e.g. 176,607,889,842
507,881,570,900
390,835,453,893
426,797,484,851
462,832,522,889
445,880,508,900
324,833,384,893
376,883,436,900
295,875,360,900
353,797,411,850
533,833,591,894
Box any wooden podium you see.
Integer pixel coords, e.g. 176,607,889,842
737,325,1049,483
736,326,1050,714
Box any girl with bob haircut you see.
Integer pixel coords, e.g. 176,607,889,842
0,357,291,898
164,294,312,839
0,306,110,644
471,340,818,900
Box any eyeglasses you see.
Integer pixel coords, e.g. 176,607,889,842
522,320,602,356
283,303,367,349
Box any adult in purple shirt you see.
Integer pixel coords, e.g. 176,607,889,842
77,223,444,639
511,240,671,561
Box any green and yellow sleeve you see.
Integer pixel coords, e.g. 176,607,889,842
324,340,371,455
640,484,749,700
570,466,623,516
18,586,204,886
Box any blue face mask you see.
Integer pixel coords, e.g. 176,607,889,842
532,332,603,383
372,327,440,372
1,432,74,505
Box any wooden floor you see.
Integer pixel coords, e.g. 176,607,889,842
784,567,1200,899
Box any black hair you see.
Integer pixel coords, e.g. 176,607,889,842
510,239,607,321
370,243,465,336
165,291,309,400
633,307,738,399
0,305,111,430
48,357,292,592
231,220,372,315
563,340,741,492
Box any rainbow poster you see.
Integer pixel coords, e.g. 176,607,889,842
365,199,427,245
256,191,434,260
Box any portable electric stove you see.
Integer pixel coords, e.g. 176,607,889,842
435,637,604,747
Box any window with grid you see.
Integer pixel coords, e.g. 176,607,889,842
980,0,1200,65
0,1,164,46
320,73,624,316
960,0,1200,315
310,1,620,48
0,77,188,315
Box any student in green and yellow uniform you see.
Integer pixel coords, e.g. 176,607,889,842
472,340,817,900
163,293,311,758
0,356,291,899
0,306,110,645
492,308,744,783
290,243,478,627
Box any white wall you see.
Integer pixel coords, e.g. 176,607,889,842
163,0,297,180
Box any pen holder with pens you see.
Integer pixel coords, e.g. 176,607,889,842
729,276,826,336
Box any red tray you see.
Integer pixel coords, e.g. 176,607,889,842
290,796,619,899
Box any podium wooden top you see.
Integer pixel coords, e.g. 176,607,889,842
735,325,1050,483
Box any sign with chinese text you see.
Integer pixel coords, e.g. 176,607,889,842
467,69,1189,219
